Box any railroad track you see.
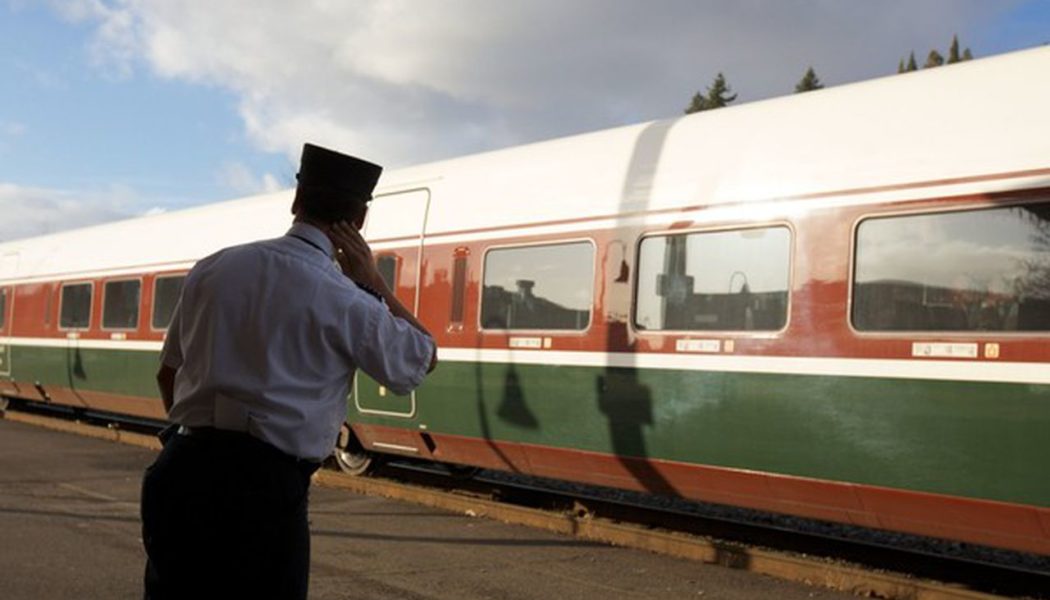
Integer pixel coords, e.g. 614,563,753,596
4,405,1047,600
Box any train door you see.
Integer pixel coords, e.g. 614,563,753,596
60,282,93,408
353,188,430,418
0,286,11,378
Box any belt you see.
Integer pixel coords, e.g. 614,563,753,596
176,425,322,468
177,424,251,442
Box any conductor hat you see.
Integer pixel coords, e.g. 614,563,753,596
296,143,383,202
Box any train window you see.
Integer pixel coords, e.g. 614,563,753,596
481,241,594,331
102,279,141,330
854,203,1050,332
450,256,467,324
152,275,185,330
635,227,791,332
0,288,7,329
376,255,398,291
59,283,93,330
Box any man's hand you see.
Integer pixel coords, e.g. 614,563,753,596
327,221,381,288
327,220,436,369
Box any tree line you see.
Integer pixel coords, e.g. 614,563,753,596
685,34,974,114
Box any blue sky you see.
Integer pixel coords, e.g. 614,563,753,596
1,1,1048,241
1,3,286,209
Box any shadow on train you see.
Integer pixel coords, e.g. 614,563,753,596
597,118,679,496
496,363,538,429
475,332,534,473
597,326,676,496
470,119,680,496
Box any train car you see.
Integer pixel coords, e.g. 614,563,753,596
2,47,1049,556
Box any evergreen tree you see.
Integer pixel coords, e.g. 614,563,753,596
898,38,973,74
794,67,824,93
906,52,918,72
685,91,707,114
705,73,737,107
685,72,737,114
947,35,961,63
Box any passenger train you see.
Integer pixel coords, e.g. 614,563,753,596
2,47,1049,556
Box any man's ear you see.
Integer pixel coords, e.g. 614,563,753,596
352,204,369,231
291,196,301,216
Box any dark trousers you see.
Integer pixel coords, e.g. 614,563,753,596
141,429,319,600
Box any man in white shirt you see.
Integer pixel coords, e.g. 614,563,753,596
141,143,437,600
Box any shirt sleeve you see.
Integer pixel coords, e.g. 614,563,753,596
159,299,184,369
343,293,434,396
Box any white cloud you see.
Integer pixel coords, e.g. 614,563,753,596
0,182,145,242
53,1,1019,169
48,0,139,78
217,161,283,196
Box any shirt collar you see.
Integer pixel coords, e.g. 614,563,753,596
286,222,335,259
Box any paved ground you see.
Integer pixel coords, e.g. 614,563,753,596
0,417,853,599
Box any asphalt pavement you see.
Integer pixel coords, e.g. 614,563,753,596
0,416,852,599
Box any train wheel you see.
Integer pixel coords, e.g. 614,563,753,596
333,423,378,476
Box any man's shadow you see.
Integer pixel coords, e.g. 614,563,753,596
596,118,678,496
497,363,538,429
475,333,539,472
596,323,676,495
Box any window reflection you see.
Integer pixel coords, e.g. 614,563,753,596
60,284,92,330
481,242,594,330
103,280,141,329
853,203,1050,332
152,276,185,330
635,227,791,331
376,255,397,291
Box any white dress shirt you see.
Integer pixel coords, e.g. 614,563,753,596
160,222,434,461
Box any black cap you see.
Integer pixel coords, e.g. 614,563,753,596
296,143,383,201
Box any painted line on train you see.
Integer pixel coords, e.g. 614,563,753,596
2,336,1047,385
2,337,165,351
437,347,1050,385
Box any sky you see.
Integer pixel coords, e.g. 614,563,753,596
1,0,1048,242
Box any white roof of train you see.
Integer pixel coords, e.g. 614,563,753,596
2,46,1049,282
